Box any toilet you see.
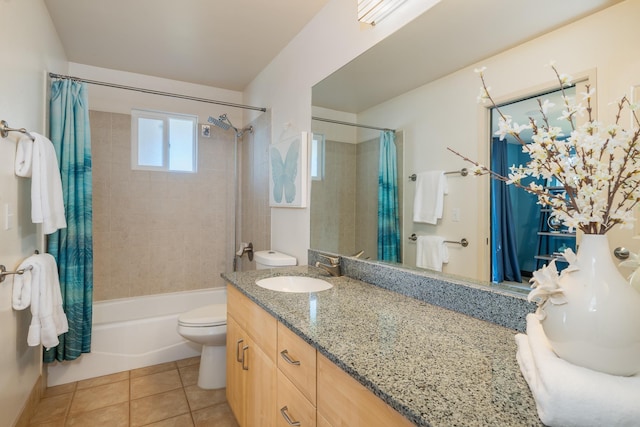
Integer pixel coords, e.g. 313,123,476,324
254,250,297,270
177,303,227,389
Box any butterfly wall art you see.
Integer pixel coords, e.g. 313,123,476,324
269,131,308,207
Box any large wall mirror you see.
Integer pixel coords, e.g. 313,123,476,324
310,0,624,285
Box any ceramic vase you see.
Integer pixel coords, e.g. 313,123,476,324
541,234,640,376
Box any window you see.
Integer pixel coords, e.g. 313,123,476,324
131,109,197,172
311,133,325,181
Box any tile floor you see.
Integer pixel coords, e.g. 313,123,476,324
30,357,239,426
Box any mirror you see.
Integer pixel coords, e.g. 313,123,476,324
310,0,621,283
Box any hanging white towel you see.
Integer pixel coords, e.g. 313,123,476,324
413,171,448,224
30,132,66,234
515,314,640,427
14,134,34,177
12,253,68,349
415,235,449,272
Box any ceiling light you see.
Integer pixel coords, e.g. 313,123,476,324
358,0,408,25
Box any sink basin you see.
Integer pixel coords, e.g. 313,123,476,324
256,276,333,293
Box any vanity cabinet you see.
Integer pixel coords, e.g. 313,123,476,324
226,286,277,427
226,284,413,427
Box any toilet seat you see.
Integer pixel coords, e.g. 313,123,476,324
178,304,226,327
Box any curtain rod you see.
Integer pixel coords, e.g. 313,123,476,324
48,73,267,113
312,116,394,132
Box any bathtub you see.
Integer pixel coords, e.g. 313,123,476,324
47,288,226,386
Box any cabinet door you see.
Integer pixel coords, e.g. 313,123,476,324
317,354,414,427
245,335,277,427
226,315,246,425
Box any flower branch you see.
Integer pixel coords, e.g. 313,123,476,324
452,63,640,234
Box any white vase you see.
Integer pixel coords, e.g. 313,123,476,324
541,234,640,376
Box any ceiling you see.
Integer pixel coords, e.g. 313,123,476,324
43,0,622,112
43,0,331,91
312,0,622,113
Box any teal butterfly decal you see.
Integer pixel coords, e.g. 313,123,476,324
271,140,299,203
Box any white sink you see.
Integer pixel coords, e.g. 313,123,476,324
256,276,333,293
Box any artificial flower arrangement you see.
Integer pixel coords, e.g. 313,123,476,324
449,62,640,313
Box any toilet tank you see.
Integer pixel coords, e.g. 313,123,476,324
254,250,297,270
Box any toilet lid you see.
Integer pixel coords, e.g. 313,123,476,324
178,304,226,327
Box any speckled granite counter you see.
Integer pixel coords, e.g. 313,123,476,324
222,266,542,427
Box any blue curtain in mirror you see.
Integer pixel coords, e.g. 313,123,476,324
377,130,401,262
491,137,521,283
44,79,93,362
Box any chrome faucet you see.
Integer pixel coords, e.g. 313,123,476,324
315,254,341,277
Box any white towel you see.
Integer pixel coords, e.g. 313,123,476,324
415,235,449,272
14,134,34,177
413,171,448,224
515,314,640,427
12,254,68,349
30,132,66,234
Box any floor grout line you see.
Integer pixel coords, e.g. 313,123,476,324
30,357,237,427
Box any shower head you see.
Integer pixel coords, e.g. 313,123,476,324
208,113,252,137
208,115,232,131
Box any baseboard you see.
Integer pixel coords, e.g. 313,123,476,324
13,375,44,427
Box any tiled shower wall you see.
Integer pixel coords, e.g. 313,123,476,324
310,140,357,255
91,110,236,301
310,132,403,261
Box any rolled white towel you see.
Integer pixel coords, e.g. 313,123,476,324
515,313,640,427
14,134,33,177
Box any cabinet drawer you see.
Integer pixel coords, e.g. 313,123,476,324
227,284,277,361
277,370,316,427
277,322,317,405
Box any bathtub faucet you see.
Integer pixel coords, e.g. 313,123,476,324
236,242,254,261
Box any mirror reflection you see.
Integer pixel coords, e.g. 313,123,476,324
311,0,631,286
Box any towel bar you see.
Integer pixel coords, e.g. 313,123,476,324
0,119,35,141
0,264,33,283
409,168,468,181
408,234,469,247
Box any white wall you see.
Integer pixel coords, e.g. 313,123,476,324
0,1,67,424
245,0,442,264
358,0,640,280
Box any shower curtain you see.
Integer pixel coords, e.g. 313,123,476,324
377,130,401,262
491,137,521,283
44,79,93,362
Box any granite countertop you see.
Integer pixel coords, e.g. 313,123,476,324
222,266,542,427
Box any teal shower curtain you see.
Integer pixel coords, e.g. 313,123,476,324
44,79,93,362
377,130,401,262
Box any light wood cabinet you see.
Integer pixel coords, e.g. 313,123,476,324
277,370,316,427
277,322,317,405
226,286,277,427
276,322,317,427
317,353,414,427
226,284,414,427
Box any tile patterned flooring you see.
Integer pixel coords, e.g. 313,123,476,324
30,357,239,426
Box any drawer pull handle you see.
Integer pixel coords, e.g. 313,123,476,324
236,339,244,363
241,345,249,370
280,349,301,366
280,406,301,426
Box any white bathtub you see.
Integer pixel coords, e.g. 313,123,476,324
47,288,226,386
